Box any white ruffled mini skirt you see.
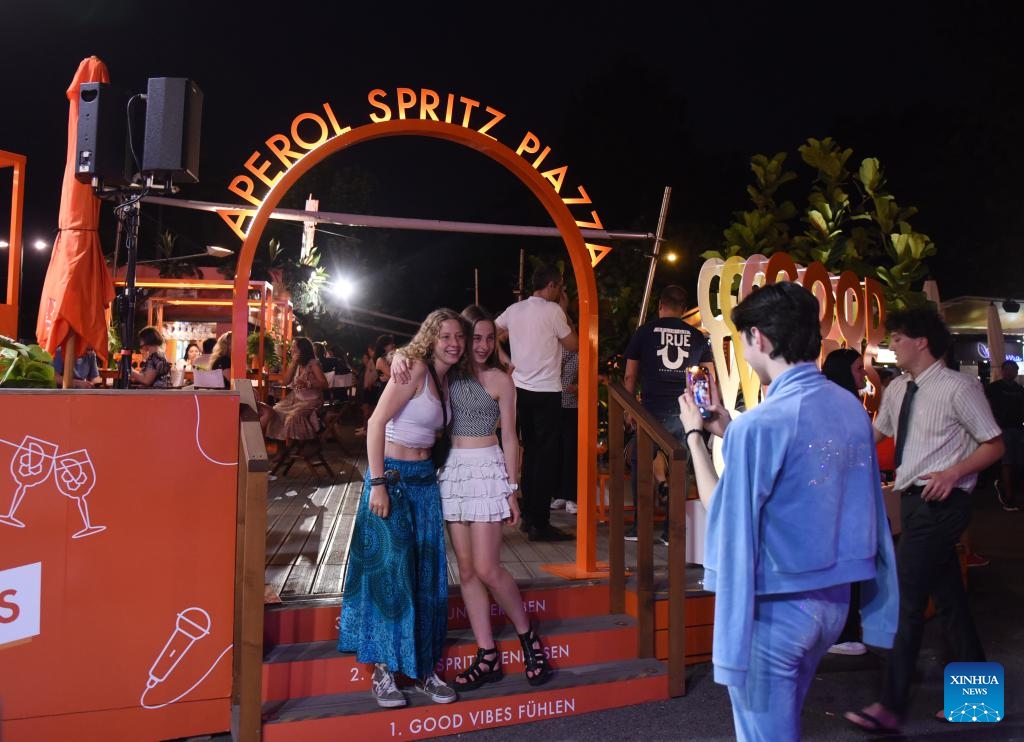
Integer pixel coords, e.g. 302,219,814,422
437,445,513,523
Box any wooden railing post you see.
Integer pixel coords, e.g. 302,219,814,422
605,381,692,696
667,452,689,696
233,380,270,740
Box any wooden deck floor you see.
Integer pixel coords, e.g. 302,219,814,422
264,424,590,602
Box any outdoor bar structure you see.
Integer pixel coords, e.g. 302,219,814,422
1,75,908,740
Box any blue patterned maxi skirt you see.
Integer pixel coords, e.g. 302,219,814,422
338,457,448,679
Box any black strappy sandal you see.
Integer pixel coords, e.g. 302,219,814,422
518,627,553,686
455,647,503,690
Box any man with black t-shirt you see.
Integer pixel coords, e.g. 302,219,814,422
623,285,715,543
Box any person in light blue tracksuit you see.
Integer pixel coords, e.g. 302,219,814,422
680,281,899,742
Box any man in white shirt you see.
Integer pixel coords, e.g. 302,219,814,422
495,263,578,541
847,306,1003,733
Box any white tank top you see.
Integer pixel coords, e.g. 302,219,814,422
385,374,445,448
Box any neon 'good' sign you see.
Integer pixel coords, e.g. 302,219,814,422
219,88,613,267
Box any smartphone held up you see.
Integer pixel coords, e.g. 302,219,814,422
686,365,713,420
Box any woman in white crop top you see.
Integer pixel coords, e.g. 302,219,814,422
338,308,465,708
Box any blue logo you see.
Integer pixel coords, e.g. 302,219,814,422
944,662,1004,722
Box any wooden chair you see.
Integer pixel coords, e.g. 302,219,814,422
269,418,334,483
268,387,336,482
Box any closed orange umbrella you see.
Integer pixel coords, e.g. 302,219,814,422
36,56,115,370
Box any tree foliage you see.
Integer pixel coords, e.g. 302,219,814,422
707,138,936,308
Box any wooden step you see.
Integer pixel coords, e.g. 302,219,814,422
623,579,716,663
263,613,638,702
264,582,610,648
261,658,668,741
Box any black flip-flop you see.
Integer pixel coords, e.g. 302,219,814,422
844,709,902,735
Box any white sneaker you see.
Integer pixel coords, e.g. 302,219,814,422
565,501,578,514
827,641,867,656
550,498,567,510
415,672,457,703
371,665,406,708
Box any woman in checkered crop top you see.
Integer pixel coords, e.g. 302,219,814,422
435,305,554,692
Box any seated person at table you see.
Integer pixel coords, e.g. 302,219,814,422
207,332,233,385
176,340,202,371
129,326,172,388
315,341,338,374
259,336,329,444
53,345,103,388
193,336,218,370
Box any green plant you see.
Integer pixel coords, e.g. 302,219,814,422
154,230,204,279
0,336,56,388
247,332,281,370
107,322,122,369
707,137,936,309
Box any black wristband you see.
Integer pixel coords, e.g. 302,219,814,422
369,469,400,487
685,429,703,440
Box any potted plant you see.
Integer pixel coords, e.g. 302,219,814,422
247,331,281,372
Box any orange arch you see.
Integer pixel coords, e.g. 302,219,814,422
230,119,601,573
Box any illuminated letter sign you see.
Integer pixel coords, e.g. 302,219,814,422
697,255,887,416
221,88,612,267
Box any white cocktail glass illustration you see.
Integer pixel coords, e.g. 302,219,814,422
0,436,58,528
53,449,106,538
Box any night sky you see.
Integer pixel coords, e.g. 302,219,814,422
2,1,1023,344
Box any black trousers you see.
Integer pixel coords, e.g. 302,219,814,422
559,406,578,503
881,487,985,713
516,389,562,529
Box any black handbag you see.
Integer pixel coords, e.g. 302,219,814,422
426,362,452,469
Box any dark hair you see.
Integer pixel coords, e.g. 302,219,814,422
731,282,822,363
138,325,164,347
183,340,200,360
202,336,217,354
314,342,328,362
372,334,395,360
462,304,504,371
822,348,861,397
293,336,316,366
531,263,563,291
659,285,688,312
884,306,951,359
1002,360,1019,373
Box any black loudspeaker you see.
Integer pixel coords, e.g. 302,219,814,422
141,77,203,184
75,83,134,186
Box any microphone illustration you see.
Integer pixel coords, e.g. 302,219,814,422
146,607,211,689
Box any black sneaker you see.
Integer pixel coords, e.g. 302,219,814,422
656,534,670,546
624,529,638,542
995,480,1006,507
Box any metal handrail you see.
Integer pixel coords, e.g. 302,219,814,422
605,380,690,697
